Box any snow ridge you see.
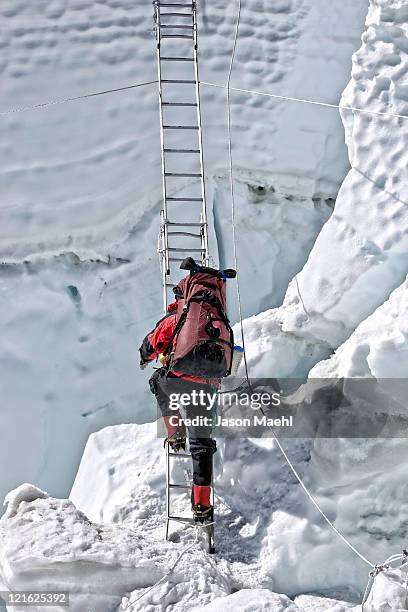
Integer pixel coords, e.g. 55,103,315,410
244,0,408,380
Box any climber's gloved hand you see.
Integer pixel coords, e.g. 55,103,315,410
140,361,149,371
158,353,169,366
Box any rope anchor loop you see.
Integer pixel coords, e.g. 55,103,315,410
369,563,389,579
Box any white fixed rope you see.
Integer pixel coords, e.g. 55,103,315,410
121,526,203,611
361,552,408,610
202,80,408,122
0,80,158,116
226,0,251,384
225,0,374,572
225,2,408,608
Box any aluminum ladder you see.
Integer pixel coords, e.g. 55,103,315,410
153,0,214,554
165,442,215,553
153,0,209,310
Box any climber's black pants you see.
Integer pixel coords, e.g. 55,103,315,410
149,369,217,486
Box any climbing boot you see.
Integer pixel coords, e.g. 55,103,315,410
192,484,213,522
163,415,186,452
164,431,186,453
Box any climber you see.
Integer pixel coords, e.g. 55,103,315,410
139,257,236,523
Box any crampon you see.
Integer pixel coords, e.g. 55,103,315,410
164,432,186,453
192,503,213,524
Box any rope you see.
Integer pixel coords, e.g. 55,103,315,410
404,549,408,597
201,81,408,122
226,0,251,384
122,526,204,610
221,3,408,600
0,80,158,116
361,565,386,611
265,417,375,568
224,0,376,577
361,552,408,611
295,275,310,321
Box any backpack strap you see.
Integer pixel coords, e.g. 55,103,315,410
161,291,232,366
188,291,230,327
161,303,190,357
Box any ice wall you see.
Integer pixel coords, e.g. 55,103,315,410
310,275,408,378
0,0,367,507
234,2,408,601
245,0,408,379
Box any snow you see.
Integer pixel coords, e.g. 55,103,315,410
0,479,232,612
363,567,408,612
0,0,368,505
226,10,408,604
0,426,361,611
3,421,408,610
0,487,169,612
69,422,166,525
2,484,48,519
191,588,300,611
242,0,408,379
212,174,333,321
294,593,356,612
68,424,383,604
235,305,331,381
2,0,408,610
310,275,408,378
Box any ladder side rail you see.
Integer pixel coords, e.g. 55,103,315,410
192,1,209,265
155,2,171,310
165,441,171,540
210,453,215,552
159,210,169,309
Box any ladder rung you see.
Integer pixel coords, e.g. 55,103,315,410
168,247,205,252
169,451,192,457
167,222,204,226
161,79,196,84
167,516,195,524
169,483,191,489
168,231,201,237
160,57,194,62
159,3,193,7
162,102,197,107
166,282,177,287
166,197,203,202
160,13,193,18
165,172,201,177
164,148,200,153
169,257,189,262
161,24,194,29
163,125,198,130
161,34,194,39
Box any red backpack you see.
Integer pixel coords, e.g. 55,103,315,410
163,258,236,378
